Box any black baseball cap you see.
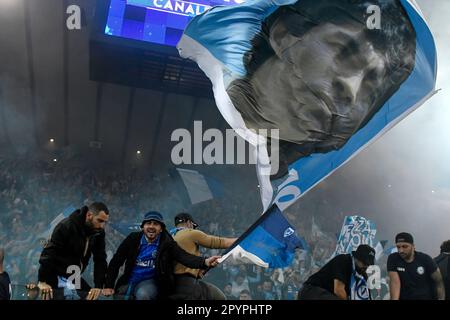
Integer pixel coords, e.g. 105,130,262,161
174,212,198,228
395,232,414,244
352,244,376,266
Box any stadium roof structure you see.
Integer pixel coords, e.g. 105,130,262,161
0,0,225,171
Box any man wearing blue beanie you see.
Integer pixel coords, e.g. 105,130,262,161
103,211,220,300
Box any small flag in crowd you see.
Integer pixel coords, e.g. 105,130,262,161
333,215,377,257
176,168,223,205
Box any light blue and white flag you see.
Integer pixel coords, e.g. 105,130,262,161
178,0,438,212
219,204,306,268
333,215,377,257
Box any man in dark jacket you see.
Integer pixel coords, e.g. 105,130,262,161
103,211,220,300
434,240,450,300
36,202,109,300
298,244,375,300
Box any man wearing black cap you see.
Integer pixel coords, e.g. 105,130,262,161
104,211,221,300
170,212,237,299
298,244,375,300
387,232,445,300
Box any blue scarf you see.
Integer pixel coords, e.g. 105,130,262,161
169,227,186,237
350,257,370,300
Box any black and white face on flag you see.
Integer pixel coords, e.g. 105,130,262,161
227,0,416,176
178,0,437,210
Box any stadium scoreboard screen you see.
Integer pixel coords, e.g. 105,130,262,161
104,0,243,47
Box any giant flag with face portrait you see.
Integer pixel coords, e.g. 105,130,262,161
177,0,437,212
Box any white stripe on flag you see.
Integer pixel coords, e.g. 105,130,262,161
219,245,269,268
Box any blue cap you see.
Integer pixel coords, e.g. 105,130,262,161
141,211,165,228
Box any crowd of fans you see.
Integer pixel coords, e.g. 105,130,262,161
0,155,390,300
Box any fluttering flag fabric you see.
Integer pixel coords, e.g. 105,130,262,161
219,204,305,268
176,168,223,204
333,215,377,257
178,0,437,212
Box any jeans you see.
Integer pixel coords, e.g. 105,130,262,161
116,279,158,300
134,279,158,300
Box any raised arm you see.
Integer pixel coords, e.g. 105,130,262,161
191,230,237,249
